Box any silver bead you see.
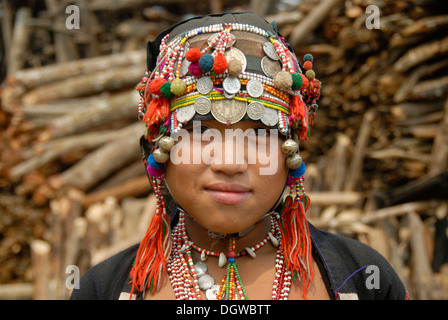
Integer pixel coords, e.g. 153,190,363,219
152,148,170,163
286,153,303,170
281,139,299,155
158,136,175,152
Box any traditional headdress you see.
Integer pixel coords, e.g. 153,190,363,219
130,12,321,299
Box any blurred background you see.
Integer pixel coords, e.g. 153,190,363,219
0,0,447,300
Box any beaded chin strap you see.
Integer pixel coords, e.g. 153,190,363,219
131,19,321,300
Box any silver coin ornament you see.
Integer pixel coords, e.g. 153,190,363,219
211,99,247,125
197,76,213,94
247,101,265,120
176,105,195,123
223,76,241,95
260,107,279,127
246,79,264,98
263,41,280,61
261,56,281,78
224,48,247,72
194,96,212,115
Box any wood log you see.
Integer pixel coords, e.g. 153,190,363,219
393,36,448,72
30,239,51,300
45,0,79,63
48,122,143,191
21,64,143,105
408,211,434,300
344,109,376,191
289,0,342,47
0,283,34,300
401,15,448,37
82,174,151,208
429,97,448,176
8,7,32,75
12,49,145,89
39,89,139,140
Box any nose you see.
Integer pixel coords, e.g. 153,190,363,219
209,133,249,176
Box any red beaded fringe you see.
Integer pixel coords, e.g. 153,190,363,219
279,183,314,299
130,177,171,295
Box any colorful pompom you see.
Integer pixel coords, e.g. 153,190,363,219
149,78,166,96
303,53,314,62
291,73,303,91
274,71,293,90
170,78,186,96
147,154,164,170
160,82,175,99
188,62,203,77
228,58,243,77
146,165,165,178
300,74,309,90
303,61,313,70
290,162,306,177
305,70,315,80
185,48,202,63
213,54,228,74
199,54,214,72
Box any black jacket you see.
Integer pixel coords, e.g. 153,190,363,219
70,223,408,300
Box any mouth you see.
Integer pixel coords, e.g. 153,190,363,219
204,183,251,205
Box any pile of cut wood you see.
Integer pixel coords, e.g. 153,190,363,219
0,0,447,299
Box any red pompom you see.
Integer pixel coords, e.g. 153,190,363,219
213,54,228,74
300,74,309,90
303,61,313,70
149,78,166,96
185,48,202,63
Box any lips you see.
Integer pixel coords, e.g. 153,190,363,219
204,183,251,205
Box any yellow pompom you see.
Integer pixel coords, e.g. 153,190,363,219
170,78,187,96
305,70,315,80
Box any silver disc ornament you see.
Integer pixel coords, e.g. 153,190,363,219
223,76,241,95
261,56,281,78
197,76,213,94
176,105,195,123
246,79,264,98
263,41,280,61
260,107,279,127
211,99,247,125
247,101,265,120
193,96,212,115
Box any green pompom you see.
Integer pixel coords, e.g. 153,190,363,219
291,73,303,91
303,53,314,62
160,82,175,99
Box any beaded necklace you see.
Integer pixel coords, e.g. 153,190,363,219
167,209,292,300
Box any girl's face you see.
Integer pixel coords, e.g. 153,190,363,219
165,120,288,234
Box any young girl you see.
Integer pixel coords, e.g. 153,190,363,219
71,12,408,300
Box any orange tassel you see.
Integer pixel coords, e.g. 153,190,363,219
279,183,314,299
130,178,171,295
142,96,170,141
289,95,309,140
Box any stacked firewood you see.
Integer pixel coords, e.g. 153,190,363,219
0,0,447,299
